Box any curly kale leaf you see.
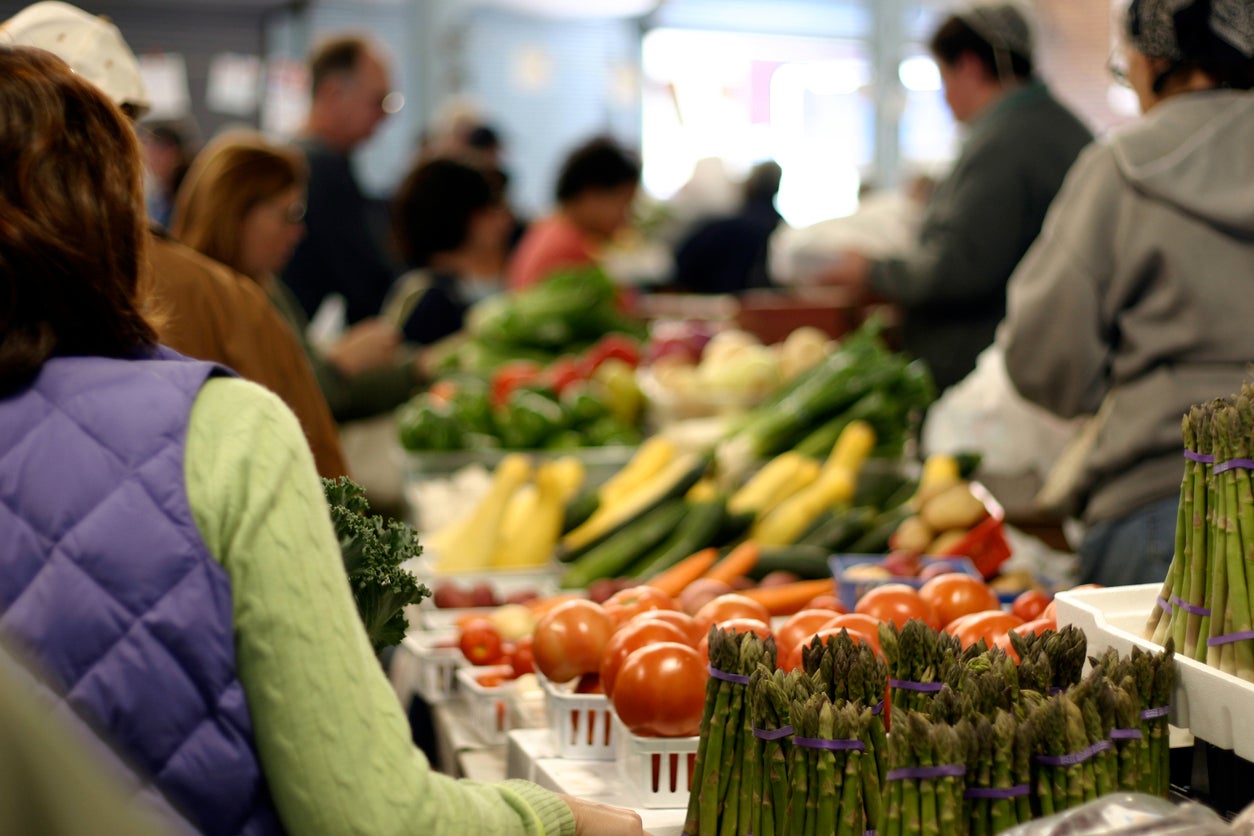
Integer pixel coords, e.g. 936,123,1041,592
323,477,430,653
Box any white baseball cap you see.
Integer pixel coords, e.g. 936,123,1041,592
1,1,150,115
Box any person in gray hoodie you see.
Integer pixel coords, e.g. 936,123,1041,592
1000,0,1254,587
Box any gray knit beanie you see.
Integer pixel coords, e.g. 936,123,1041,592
1128,0,1254,61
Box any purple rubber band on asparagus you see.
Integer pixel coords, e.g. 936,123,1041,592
752,725,794,741
1048,687,1065,697
1110,728,1143,740
1207,630,1254,647
889,679,944,693
1170,595,1211,617
708,665,750,685
886,764,966,780
872,699,885,715
1033,740,1112,767
1141,705,1170,720
964,785,1030,799
865,831,877,836
1183,450,1214,464
792,737,866,751
1157,596,1172,613
1214,458,1254,474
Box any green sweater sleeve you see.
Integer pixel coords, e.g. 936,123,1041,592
184,377,575,836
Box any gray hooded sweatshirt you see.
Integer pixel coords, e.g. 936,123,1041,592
1001,89,1254,525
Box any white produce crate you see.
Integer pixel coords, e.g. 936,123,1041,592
1055,583,1254,760
391,630,465,704
611,713,700,809
455,665,516,746
539,674,616,760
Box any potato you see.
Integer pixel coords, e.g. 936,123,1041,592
890,515,934,553
920,483,988,532
926,529,969,556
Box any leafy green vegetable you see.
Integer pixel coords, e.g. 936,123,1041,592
323,477,430,653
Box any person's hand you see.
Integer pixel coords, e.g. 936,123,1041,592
557,794,651,836
812,251,872,298
326,318,401,377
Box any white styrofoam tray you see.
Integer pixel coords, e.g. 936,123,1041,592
1055,583,1254,760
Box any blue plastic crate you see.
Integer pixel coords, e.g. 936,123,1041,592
829,554,982,612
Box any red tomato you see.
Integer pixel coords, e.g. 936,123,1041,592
475,671,508,688
918,575,1000,628
823,613,884,656
603,585,675,628
585,333,642,372
505,635,535,677
611,642,708,737
804,594,849,614
1041,599,1058,623
949,610,1025,649
776,609,843,668
630,609,703,645
459,618,505,666
574,673,604,694
855,584,940,631
1011,590,1053,623
490,360,544,408
600,619,690,697
532,599,614,684
544,356,585,397
782,625,881,672
695,617,775,662
1015,617,1056,636
694,594,771,636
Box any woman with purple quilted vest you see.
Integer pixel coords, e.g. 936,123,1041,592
0,44,643,836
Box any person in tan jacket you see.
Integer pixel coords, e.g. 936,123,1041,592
1,1,348,480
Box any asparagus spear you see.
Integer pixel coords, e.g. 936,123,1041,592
689,628,732,836
1223,407,1254,681
1148,414,1191,642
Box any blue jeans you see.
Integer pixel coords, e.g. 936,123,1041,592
1077,495,1179,587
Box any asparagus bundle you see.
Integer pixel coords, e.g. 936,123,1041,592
879,619,962,717
748,667,808,836
1089,643,1177,796
881,711,967,836
1009,625,1088,695
1144,393,1254,682
684,628,774,836
783,695,875,836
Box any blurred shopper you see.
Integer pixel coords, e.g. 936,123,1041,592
283,33,403,325
387,157,513,344
173,131,424,423
672,160,783,293
0,0,348,478
0,44,646,836
140,119,196,229
508,135,641,290
818,0,1092,392
999,0,1254,586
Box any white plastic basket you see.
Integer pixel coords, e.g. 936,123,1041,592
391,631,465,704
455,665,515,745
611,713,700,808
539,675,616,760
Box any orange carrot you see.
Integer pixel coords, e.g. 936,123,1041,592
646,547,719,599
738,579,837,616
702,540,761,586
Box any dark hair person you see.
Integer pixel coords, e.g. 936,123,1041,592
0,44,643,836
507,135,641,290
1000,0,1254,586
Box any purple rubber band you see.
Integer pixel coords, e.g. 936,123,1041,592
1207,630,1254,647
1110,728,1143,740
1184,450,1215,464
872,700,885,715
889,679,944,693
753,725,794,741
708,665,750,685
1157,596,1172,613
1170,595,1211,617
1141,705,1170,720
792,737,866,752
865,831,877,836
1048,687,1065,697
964,785,1030,800
1034,740,1113,767
1215,458,1254,474
886,764,966,781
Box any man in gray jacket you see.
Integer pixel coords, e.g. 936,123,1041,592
821,1,1092,392
1000,0,1254,586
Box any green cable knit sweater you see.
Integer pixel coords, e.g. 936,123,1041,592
185,377,575,836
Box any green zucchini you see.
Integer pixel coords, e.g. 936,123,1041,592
559,499,688,588
712,508,755,547
797,506,878,552
843,505,914,555
746,545,834,581
560,488,599,534
627,497,727,579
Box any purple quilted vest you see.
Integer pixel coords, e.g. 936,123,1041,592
0,348,283,835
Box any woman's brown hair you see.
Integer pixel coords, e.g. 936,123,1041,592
0,45,155,392
171,131,307,280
